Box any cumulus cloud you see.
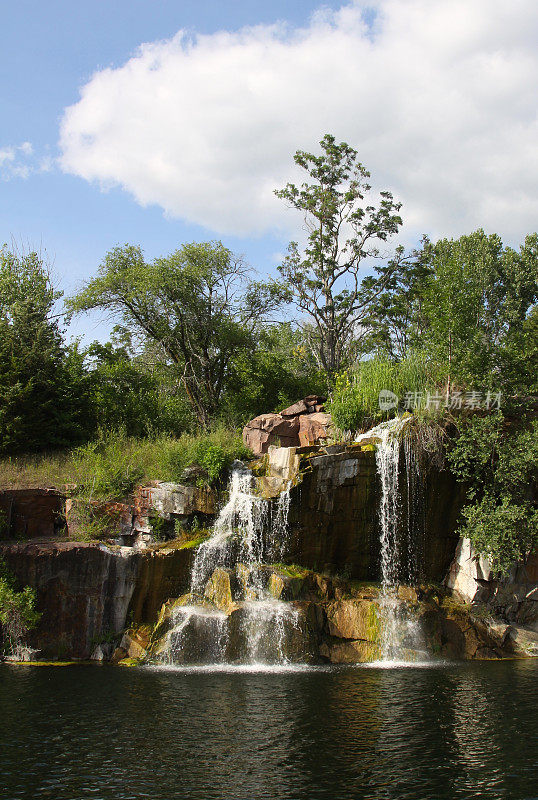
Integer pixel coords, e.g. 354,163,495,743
59,0,538,242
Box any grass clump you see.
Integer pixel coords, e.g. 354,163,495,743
329,354,439,434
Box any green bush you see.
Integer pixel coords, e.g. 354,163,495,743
0,559,40,656
165,427,251,485
448,415,538,574
459,496,538,574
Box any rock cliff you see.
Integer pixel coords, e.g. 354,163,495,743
1,442,535,663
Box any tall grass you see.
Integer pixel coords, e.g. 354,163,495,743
0,427,251,497
329,353,441,433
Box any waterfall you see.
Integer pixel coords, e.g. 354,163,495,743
158,465,301,667
357,416,428,663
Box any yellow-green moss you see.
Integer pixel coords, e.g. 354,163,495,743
118,657,141,667
270,562,311,579
366,602,382,642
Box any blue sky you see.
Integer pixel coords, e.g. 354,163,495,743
2,1,343,341
2,1,537,343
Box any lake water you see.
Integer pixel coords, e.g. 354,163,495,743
1,660,537,800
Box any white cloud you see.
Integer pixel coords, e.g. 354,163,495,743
59,0,538,242
0,142,48,181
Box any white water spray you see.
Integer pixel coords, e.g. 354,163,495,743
160,466,300,666
357,416,427,663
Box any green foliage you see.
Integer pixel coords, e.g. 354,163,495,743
0,426,251,497
220,323,326,424
275,133,403,382
448,416,538,573
0,247,90,455
329,354,434,432
448,414,505,499
68,241,285,427
420,231,537,390
366,236,433,359
0,559,40,656
73,429,145,501
166,427,251,485
498,304,538,396
459,497,538,575
148,515,169,542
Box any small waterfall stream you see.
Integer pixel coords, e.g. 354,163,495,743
357,416,428,664
159,466,301,667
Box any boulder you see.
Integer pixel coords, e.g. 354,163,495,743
144,483,216,519
204,567,237,614
242,413,300,456
320,639,381,663
445,537,493,602
298,412,332,447
280,399,309,417
242,397,330,456
325,599,380,641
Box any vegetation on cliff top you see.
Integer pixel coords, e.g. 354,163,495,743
0,427,250,495
448,414,538,574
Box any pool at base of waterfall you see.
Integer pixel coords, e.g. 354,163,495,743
1,660,537,800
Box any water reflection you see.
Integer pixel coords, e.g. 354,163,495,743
0,661,537,800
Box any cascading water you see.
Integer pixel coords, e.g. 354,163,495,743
357,416,428,663
159,465,301,667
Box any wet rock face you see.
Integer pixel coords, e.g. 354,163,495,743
0,540,196,659
0,541,139,659
203,567,237,614
279,446,465,582
284,448,380,579
128,546,195,624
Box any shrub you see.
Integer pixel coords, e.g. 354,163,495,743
448,415,538,574
0,559,40,657
165,427,251,486
459,497,538,575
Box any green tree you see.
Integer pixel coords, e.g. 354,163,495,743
0,247,88,454
68,241,284,428
365,237,433,360
220,323,326,424
448,414,538,574
498,304,538,396
420,231,538,394
275,134,403,384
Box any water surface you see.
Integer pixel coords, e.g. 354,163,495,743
1,660,537,800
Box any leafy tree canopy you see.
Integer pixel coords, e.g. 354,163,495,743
68,241,285,427
275,134,404,384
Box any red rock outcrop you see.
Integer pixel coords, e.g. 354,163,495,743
242,395,331,456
